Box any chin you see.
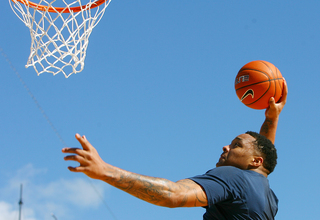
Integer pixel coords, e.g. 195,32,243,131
216,159,225,167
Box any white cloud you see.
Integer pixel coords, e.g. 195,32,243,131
0,201,35,220
0,164,110,220
38,178,106,207
0,201,18,220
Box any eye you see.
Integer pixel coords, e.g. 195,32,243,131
234,142,241,148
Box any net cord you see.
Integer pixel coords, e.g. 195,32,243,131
9,0,111,78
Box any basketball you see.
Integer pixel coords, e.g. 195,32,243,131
235,60,284,110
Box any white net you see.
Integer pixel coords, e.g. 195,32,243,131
9,0,111,78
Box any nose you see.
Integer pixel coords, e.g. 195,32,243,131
222,145,230,153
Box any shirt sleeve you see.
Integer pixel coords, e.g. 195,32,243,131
188,167,239,208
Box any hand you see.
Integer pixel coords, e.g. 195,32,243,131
62,135,208,208
265,79,288,120
62,134,108,180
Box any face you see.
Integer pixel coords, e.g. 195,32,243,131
216,133,259,170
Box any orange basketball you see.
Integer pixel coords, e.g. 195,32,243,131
235,60,284,110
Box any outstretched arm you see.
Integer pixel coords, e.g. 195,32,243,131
62,134,207,208
260,79,288,144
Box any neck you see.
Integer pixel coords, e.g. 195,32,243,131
250,167,268,178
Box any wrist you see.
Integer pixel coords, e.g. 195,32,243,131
265,115,279,123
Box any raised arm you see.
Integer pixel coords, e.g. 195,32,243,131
62,134,207,208
260,79,288,144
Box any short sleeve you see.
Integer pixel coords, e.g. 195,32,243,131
189,166,278,220
189,167,238,208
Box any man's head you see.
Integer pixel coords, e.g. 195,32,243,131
245,131,278,174
216,131,277,175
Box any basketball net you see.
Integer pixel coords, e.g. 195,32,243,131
9,0,111,78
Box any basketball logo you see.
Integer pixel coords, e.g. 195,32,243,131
240,89,254,101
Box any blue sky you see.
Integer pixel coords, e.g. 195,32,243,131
1,1,320,220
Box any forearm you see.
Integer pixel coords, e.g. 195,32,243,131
101,164,182,207
63,134,206,207
260,80,287,144
259,116,279,144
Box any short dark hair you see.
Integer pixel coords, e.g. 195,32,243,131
245,131,278,174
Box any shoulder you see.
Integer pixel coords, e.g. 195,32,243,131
191,166,264,190
205,166,250,180
189,166,249,190
206,166,244,174
188,167,252,206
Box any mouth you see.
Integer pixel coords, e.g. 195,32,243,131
216,154,225,165
219,153,226,160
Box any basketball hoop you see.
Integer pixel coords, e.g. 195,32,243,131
9,0,111,78
13,0,107,13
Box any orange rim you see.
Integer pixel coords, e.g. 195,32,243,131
13,0,109,13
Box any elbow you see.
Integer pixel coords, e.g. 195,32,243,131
157,193,186,208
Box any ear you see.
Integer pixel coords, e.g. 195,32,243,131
250,156,264,168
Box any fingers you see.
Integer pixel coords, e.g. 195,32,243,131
62,134,92,155
64,153,88,165
62,146,90,166
68,166,87,173
278,79,288,104
268,97,276,107
62,147,87,157
63,133,101,177
269,78,288,106
75,133,91,151
62,147,81,153
62,133,94,163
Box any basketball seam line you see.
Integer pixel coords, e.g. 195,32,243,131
261,61,277,98
238,68,270,78
235,78,283,91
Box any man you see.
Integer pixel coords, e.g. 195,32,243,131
62,80,287,219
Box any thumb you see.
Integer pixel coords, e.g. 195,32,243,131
269,97,275,106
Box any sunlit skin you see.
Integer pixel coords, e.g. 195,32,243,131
216,134,266,177
62,134,208,208
260,80,288,144
62,80,288,208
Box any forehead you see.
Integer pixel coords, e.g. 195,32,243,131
234,134,256,148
